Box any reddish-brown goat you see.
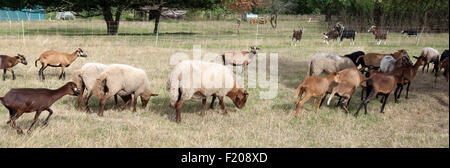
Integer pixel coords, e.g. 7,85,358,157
356,49,409,71
0,54,28,80
0,82,79,134
434,57,449,83
394,56,426,99
35,48,87,80
295,72,337,117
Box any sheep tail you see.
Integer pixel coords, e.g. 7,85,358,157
34,58,40,67
92,73,108,99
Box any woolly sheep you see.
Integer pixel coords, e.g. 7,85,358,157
92,64,158,116
307,52,356,76
166,60,249,123
420,47,440,72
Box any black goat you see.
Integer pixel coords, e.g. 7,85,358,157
401,29,418,37
344,51,365,67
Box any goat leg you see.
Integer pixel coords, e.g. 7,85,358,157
43,108,53,125
209,95,216,109
319,93,327,108
405,81,411,99
380,94,389,114
28,110,42,134
11,69,15,80
2,69,6,81
9,111,24,134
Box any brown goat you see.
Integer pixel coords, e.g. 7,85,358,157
0,82,79,134
394,56,426,99
368,25,388,45
356,49,409,71
295,72,337,117
323,29,339,45
35,48,87,80
291,27,304,46
434,57,449,83
0,54,28,80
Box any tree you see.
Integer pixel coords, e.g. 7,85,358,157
226,0,267,19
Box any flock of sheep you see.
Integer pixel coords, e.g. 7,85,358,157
0,24,448,135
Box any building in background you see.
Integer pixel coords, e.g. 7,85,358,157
0,6,45,21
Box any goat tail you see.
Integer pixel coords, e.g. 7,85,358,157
295,81,305,99
327,91,337,106
34,58,40,67
92,73,108,99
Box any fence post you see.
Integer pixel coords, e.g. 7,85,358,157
21,20,25,45
255,23,259,46
416,27,425,46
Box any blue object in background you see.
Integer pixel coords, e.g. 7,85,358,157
0,6,45,21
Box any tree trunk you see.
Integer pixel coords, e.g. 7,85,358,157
270,13,278,29
325,12,332,22
153,6,162,34
102,3,122,35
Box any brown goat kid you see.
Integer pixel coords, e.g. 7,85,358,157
35,48,87,80
0,82,79,134
221,46,259,73
295,72,337,117
0,54,28,80
368,25,388,45
291,27,303,46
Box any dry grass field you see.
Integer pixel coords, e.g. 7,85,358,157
0,16,448,147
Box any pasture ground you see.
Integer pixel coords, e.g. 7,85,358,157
0,16,448,147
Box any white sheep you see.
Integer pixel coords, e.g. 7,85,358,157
420,47,440,72
72,63,132,112
166,60,249,123
92,64,158,116
307,52,356,76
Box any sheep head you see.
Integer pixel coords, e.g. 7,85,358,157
16,54,27,65
141,92,158,108
226,88,249,109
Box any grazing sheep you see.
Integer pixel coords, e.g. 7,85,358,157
295,72,337,117
220,46,259,73
92,64,158,116
368,25,388,45
72,63,131,112
0,82,79,134
35,48,87,80
291,27,304,46
307,52,356,76
419,47,440,72
166,60,249,123
343,51,365,67
0,54,28,80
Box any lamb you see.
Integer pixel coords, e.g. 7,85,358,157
166,60,249,123
368,25,388,45
291,27,304,46
35,48,87,80
419,47,440,72
343,51,365,67
92,64,158,116
0,82,79,134
295,72,337,117
307,52,355,76
220,46,259,73
0,54,28,80
72,63,131,112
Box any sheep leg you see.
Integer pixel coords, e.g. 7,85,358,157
132,95,138,112
380,94,389,114
200,98,207,117
296,94,312,118
2,69,6,80
77,85,85,111
114,94,119,108
218,96,227,115
98,96,109,117
175,99,185,123
209,95,216,109
9,110,24,134
119,95,132,110
84,93,92,112
27,110,42,134
43,108,53,125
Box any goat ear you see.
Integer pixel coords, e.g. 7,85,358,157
413,56,419,59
